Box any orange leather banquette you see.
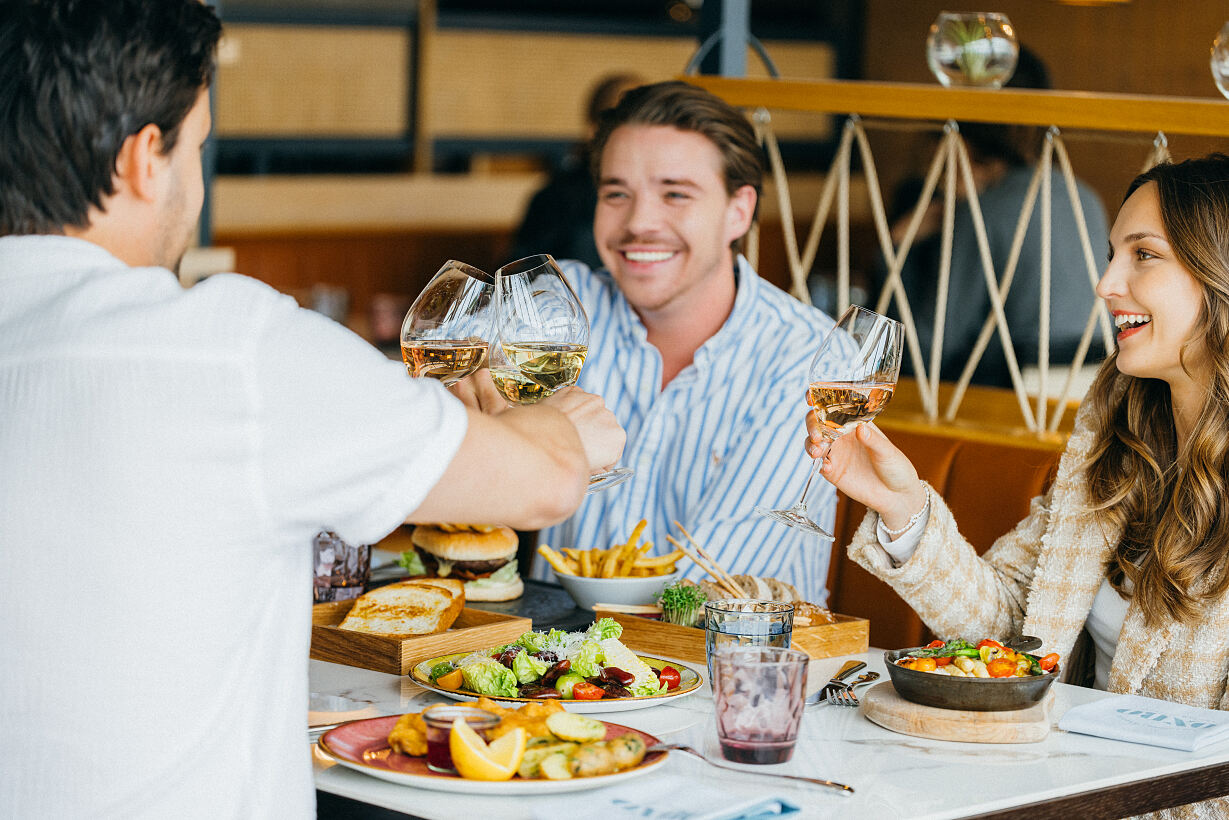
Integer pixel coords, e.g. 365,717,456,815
824,413,1067,651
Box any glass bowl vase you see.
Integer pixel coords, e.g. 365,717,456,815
926,11,1019,88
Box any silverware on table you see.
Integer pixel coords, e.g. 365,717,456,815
646,742,854,796
807,659,866,706
807,670,879,707
824,672,879,707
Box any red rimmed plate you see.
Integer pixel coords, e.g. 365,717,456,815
318,714,668,794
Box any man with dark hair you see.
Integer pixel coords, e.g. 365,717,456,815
471,81,839,603
0,2,622,816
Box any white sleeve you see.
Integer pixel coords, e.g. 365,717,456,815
875,506,930,566
251,297,469,546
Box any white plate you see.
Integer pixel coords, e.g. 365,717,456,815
409,652,702,714
319,714,667,794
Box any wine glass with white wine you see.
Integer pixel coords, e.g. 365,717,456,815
400,260,495,386
490,254,633,494
756,305,904,538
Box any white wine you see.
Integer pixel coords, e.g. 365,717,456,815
502,342,587,391
402,340,487,384
807,381,895,438
490,367,553,405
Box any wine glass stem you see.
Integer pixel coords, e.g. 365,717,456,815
789,457,824,515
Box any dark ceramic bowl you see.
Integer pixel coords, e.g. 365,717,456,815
884,637,1058,712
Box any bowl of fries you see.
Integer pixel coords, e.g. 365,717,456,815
536,520,685,611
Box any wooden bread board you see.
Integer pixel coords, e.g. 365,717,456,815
311,601,531,676
862,681,1054,744
607,612,868,663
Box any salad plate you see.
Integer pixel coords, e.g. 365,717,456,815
409,652,703,714
319,714,668,794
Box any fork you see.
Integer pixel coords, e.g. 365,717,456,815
645,742,854,796
804,660,867,707
824,672,879,707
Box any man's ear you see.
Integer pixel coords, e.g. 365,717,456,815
113,123,166,203
725,184,757,244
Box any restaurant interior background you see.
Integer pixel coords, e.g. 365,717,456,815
201,0,1229,342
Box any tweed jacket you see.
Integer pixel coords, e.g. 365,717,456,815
847,401,1229,820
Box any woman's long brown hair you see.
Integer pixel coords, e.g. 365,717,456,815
1085,154,1229,626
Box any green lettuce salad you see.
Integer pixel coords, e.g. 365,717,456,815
438,618,669,700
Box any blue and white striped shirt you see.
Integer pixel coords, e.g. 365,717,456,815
535,256,838,604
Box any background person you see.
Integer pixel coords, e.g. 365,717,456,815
812,157,1229,820
0,2,622,817
463,81,840,603
879,45,1109,388
509,72,645,269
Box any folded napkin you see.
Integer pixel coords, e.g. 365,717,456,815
1059,694,1229,752
530,774,800,820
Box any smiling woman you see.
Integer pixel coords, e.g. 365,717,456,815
810,154,1229,819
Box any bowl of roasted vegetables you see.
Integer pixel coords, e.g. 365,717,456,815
884,637,1060,712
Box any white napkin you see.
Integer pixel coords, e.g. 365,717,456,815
1058,694,1229,752
530,774,800,820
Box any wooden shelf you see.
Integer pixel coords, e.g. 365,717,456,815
686,76,1229,137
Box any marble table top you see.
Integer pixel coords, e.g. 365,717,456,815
310,651,1229,819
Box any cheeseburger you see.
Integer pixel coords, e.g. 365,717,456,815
399,524,523,601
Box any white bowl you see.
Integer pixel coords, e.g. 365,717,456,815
556,571,678,611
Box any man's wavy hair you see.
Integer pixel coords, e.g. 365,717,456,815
588,80,764,253
1085,153,1229,626
0,0,222,235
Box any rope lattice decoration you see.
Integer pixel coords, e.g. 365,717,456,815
753,109,1163,431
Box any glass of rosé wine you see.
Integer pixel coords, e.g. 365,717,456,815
756,304,904,539
400,260,496,386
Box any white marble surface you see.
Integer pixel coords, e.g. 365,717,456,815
310,652,1229,819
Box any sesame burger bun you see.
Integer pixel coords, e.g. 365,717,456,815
410,525,517,561
462,575,524,602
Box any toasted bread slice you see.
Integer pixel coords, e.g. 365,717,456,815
339,580,464,636
408,576,465,602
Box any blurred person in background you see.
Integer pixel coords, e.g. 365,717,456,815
0,2,622,816
509,72,645,269
880,45,1109,388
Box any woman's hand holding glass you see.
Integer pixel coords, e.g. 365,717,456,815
808,415,928,535
756,305,904,538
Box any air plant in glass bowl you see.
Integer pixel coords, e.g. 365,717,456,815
926,11,1019,88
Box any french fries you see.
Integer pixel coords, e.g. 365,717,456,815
537,519,686,578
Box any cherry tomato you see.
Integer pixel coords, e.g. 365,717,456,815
570,682,605,700
657,665,682,691
934,656,954,666
976,639,1006,651
926,639,945,649
1038,653,1060,672
986,658,1017,678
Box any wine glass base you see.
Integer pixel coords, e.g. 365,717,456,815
585,467,634,495
754,506,835,540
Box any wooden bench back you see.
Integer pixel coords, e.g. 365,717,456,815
825,413,1066,650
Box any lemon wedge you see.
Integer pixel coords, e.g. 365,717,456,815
450,720,525,781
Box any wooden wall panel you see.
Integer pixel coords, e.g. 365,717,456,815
860,0,1229,221
215,24,410,137
424,31,834,141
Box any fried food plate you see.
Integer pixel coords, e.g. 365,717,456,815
409,652,702,713
319,714,667,794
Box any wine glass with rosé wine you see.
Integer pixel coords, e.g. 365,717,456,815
490,254,632,495
755,304,904,539
400,260,496,386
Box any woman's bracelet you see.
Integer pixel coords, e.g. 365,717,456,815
879,487,931,538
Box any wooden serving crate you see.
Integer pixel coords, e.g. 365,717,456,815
608,611,868,664
311,600,531,676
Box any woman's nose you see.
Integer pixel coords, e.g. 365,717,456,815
1095,257,1123,300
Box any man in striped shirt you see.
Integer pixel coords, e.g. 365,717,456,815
533,81,840,604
